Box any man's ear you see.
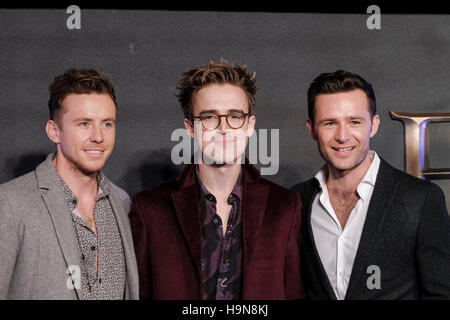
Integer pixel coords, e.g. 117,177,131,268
306,119,318,141
369,114,380,138
46,120,61,144
184,118,194,138
246,114,256,137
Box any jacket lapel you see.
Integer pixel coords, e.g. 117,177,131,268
241,183,268,257
109,190,138,300
345,159,399,299
37,154,81,299
240,163,269,297
171,165,202,278
303,179,338,300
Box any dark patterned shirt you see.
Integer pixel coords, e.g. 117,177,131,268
57,171,126,300
196,167,243,300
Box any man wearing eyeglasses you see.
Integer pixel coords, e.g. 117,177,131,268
129,59,304,300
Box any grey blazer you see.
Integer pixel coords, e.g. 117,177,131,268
292,158,450,299
0,154,139,300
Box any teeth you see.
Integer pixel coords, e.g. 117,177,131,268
337,147,352,152
86,150,102,154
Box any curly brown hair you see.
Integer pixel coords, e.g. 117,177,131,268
48,68,116,123
176,59,257,119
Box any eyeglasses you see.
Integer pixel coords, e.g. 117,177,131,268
192,112,251,131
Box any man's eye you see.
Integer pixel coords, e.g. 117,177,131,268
230,113,244,119
104,122,113,127
79,122,89,126
351,121,361,125
324,122,334,126
201,115,215,120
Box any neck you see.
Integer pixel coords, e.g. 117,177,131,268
326,151,374,193
198,162,241,198
53,153,98,198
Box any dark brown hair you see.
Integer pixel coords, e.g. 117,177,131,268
48,68,116,122
307,70,376,124
176,59,257,119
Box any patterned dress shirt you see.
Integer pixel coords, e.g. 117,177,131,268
57,171,126,300
196,168,243,300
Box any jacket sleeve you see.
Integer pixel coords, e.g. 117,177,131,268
415,184,450,299
129,195,152,300
284,191,305,299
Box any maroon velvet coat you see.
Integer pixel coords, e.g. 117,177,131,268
129,163,304,300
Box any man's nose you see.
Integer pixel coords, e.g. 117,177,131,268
217,115,228,134
335,124,350,143
90,125,103,143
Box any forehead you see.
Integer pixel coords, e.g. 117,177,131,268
192,83,249,114
314,89,371,120
59,93,116,119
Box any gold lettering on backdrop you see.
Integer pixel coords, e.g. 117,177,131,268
390,111,450,179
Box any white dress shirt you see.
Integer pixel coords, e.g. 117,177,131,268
311,151,380,300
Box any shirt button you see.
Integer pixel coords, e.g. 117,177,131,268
99,278,102,283
213,218,218,224
72,199,77,205
91,245,96,251
339,272,344,277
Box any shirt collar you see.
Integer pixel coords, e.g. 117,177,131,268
357,151,380,201
314,150,380,202
56,170,111,211
195,165,243,202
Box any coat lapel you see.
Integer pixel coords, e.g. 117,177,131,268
37,154,81,299
303,179,338,300
345,159,399,299
241,183,268,258
108,190,138,300
240,164,269,297
171,165,202,277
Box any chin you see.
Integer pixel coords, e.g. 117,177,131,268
201,151,244,166
78,162,106,175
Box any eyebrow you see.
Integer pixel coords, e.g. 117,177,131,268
317,118,337,124
72,117,116,123
348,116,366,122
318,116,366,124
199,108,247,115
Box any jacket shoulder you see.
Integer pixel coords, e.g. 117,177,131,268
132,178,179,206
291,178,318,198
257,176,301,204
0,171,41,224
0,170,38,199
379,159,442,194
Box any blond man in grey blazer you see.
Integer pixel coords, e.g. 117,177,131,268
0,69,138,300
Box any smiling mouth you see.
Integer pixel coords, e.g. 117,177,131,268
85,150,104,154
332,147,354,152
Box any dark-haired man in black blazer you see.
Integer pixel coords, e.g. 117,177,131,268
292,70,450,300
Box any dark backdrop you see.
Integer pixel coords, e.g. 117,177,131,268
0,9,449,213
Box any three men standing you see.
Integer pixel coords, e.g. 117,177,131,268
1,65,449,301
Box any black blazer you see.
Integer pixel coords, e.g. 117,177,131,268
292,158,450,299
